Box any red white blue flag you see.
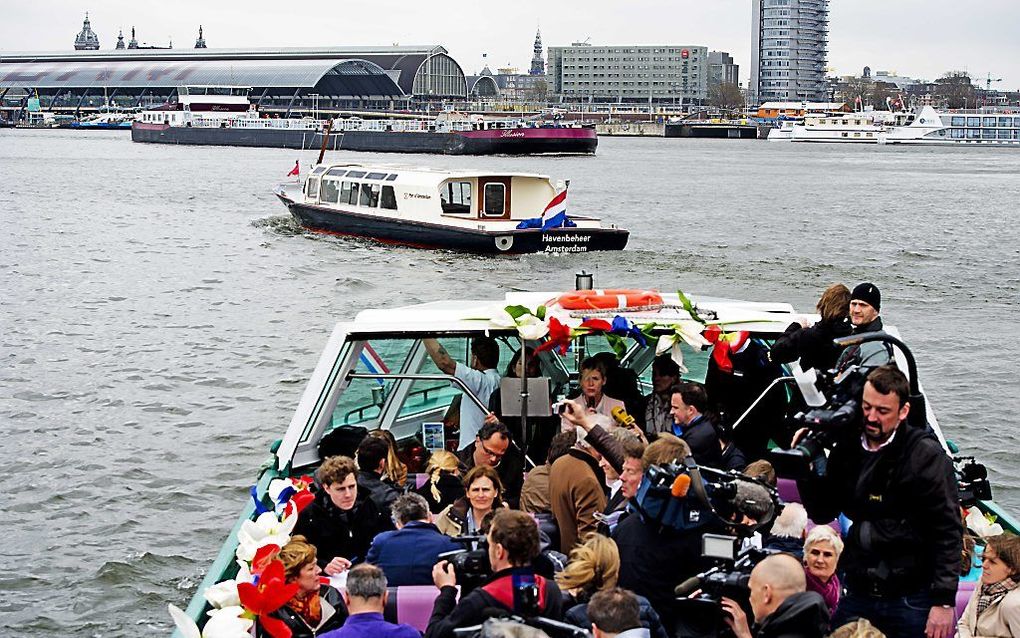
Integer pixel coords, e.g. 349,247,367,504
359,342,389,385
540,187,572,229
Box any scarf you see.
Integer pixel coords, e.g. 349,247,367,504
978,577,1019,617
287,590,322,628
805,570,841,617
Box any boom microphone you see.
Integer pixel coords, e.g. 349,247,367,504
674,575,702,597
671,474,692,498
727,479,775,524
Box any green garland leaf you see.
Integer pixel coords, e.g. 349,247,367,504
504,304,531,320
605,334,628,358
677,290,704,324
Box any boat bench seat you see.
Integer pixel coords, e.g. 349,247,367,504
409,473,430,490
383,585,443,632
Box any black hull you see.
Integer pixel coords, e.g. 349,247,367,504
664,123,758,139
280,198,628,254
132,126,597,155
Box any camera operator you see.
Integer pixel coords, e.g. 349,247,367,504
720,553,829,638
795,364,963,638
425,509,565,638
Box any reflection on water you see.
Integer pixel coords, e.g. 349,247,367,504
1,130,1018,636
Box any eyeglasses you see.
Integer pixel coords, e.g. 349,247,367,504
479,440,506,461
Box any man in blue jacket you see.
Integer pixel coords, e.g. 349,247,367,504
366,493,459,586
320,564,419,638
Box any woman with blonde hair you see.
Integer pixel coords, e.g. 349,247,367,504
558,534,668,638
257,535,347,638
770,283,853,373
415,449,464,514
959,533,1020,638
803,525,844,617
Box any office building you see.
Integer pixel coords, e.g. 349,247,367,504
708,51,739,86
750,0,829,104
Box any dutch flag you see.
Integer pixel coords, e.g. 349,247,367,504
358,343,390,386
541,187,572,229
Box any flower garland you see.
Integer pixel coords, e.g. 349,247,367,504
169,476,315,638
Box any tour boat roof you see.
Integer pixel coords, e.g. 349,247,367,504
314,162,553,189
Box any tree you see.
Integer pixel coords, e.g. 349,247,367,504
934,72,976,109
708,82,744,111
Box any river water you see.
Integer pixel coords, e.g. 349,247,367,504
2,130,1018,636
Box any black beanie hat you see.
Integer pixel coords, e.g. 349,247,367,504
851,282,881,311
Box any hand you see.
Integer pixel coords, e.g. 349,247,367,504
324,556,352,576
560,402,593,431
432,560,457,588
925,605,954,638
720,597,753,638
791,427,810,448
483,412,499,426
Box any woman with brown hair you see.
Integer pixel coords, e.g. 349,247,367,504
415,449,464,514
557,534,668,638
258,535,347,638
367,428,408,487
959,534,1020,638
769,283,853,373
434,464,504,536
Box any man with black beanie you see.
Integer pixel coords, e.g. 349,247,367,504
841,282,893,368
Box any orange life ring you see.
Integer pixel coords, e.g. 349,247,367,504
557,289,663,310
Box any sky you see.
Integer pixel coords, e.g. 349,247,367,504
2,0,1019,90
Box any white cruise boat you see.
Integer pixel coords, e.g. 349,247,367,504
768,111,910,143
878,106,1020,146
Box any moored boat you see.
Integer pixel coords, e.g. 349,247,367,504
878,106,1020,146
167,285,1018,637
767,111,910,143
275,162,628,254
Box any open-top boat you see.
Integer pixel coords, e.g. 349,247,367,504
168,282,1017,637
274,163,629,254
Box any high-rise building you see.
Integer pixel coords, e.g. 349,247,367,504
73,12,100,50
530,28,544,75
708,51,739,87
547,42,708,104
750,0,829,104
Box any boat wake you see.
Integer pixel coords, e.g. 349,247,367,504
251,215,305,236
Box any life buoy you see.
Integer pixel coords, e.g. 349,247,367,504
557,289,663,310
495,236,514,251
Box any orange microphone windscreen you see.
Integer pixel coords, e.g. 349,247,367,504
671,474,692,498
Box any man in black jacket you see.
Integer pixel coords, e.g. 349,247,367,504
839,282,893,368
458,420,525,507
721,553,829,638
796,365,962,638
425,509,564,638
669,382,722,468
355,436,401,519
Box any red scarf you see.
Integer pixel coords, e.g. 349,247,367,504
286,590,322,627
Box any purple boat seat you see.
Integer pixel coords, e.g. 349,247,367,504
777,478,801,503
956,579,977,621
383,585,444,632
411,473,430,490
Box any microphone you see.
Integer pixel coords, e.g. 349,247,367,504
674,575,702,597
671,473,692,498
611,406,637,429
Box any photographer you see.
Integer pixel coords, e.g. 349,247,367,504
425,509,565,638
795,365,963,638
720,553,829,638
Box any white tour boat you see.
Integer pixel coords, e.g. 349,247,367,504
768,111,911,143
878,106,1020,146
274,162,629,254
167,283,1017,638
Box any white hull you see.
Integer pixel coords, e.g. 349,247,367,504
877,106,1020,147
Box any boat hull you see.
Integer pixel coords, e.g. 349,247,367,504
280,197,628,254
132,122,597,155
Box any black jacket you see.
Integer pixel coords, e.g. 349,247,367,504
720,441,748,472
458,443,525,508
681,415,722,469
755,591,830,638
258,585,347,638
770,316,853,374
563,592,669,638
292,489,392,567
415,472,465,514
357,469,401,518
797,423,962,606
424,567,565,638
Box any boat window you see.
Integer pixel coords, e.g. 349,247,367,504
366,172,387,180
361,183,381,207
311,166,328,176
1014,117,1020,127
320,179,340,204
951,116,966,127
347,170,367,178
441,180,472,215
385,174,399,181
482,183,506,217
1014,130,1020,140
339,181,352,204
325,168,347,178
967,129,980,139
951,128,965,139
346,182,361,205
306,178,320,199
380,186,398,210
998,118,1012,127
998,129,1012,139
967,117,981,127
983,129,997,139
983,117,997,127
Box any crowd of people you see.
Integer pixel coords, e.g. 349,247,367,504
249,281,1020,638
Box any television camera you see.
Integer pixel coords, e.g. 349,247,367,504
955,456,993,508
438,534,491,592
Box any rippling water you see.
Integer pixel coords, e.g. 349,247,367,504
1,129,1018,637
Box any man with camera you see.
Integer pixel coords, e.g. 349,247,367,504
720,553,829,638
795,364,962,638
425,509,565,638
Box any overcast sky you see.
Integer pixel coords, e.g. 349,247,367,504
2,0,1018,90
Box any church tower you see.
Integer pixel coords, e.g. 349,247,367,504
529,28,545,75
74,12,100,50
195,25,207,48
115,29,125,49
128,26,138,49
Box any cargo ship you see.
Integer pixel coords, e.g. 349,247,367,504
131,86,597,155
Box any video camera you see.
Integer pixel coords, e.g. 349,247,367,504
955,456,992,508
632,457,779,536
438,534,491,592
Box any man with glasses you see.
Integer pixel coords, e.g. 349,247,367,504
457,421,524,508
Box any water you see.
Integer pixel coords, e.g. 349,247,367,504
1,129,1018,636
